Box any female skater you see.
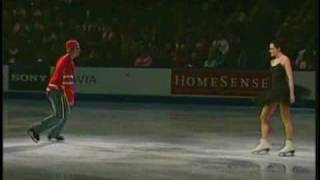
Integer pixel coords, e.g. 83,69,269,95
252,41,310,157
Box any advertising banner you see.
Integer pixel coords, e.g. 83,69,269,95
171,69,271,97
75,67,171,95
8,66,50,91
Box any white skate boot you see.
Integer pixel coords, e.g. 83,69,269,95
251,138,271,154
278,140,295,157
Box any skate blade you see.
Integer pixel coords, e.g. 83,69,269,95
278,151,295,157
27,131,39,143
251,148,270,155
48,139,65,143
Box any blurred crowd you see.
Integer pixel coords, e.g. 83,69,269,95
3,0,317,70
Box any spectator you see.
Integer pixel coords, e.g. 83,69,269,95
203,41,224,68
2,0,316,70
134,48,153,67
295,48,307,70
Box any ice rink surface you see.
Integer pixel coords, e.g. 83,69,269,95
3,99,316,180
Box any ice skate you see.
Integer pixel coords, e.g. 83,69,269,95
27,128,40,143
278,140,295,157
48,135,65,142
251,138,271,155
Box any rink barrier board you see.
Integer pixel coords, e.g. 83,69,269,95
3,65,8,91
3,91,315,108
3,65,315,106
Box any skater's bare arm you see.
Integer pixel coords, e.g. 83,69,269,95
282,57,295,103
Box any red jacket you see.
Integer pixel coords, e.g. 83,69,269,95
46,54,76,105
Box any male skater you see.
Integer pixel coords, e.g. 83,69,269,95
27,39,80,143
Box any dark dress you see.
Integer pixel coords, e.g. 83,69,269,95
255,64,310,106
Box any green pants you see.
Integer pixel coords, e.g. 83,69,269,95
33,89,70,137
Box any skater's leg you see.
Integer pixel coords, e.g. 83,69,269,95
252,102,277,154
278,102,295,156
48,94,70,139
29,90,65,136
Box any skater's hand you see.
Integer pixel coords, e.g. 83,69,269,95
290,94,295,104
45,88,50,96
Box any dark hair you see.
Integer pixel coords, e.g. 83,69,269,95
270,40,281,49
270,39,294,59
